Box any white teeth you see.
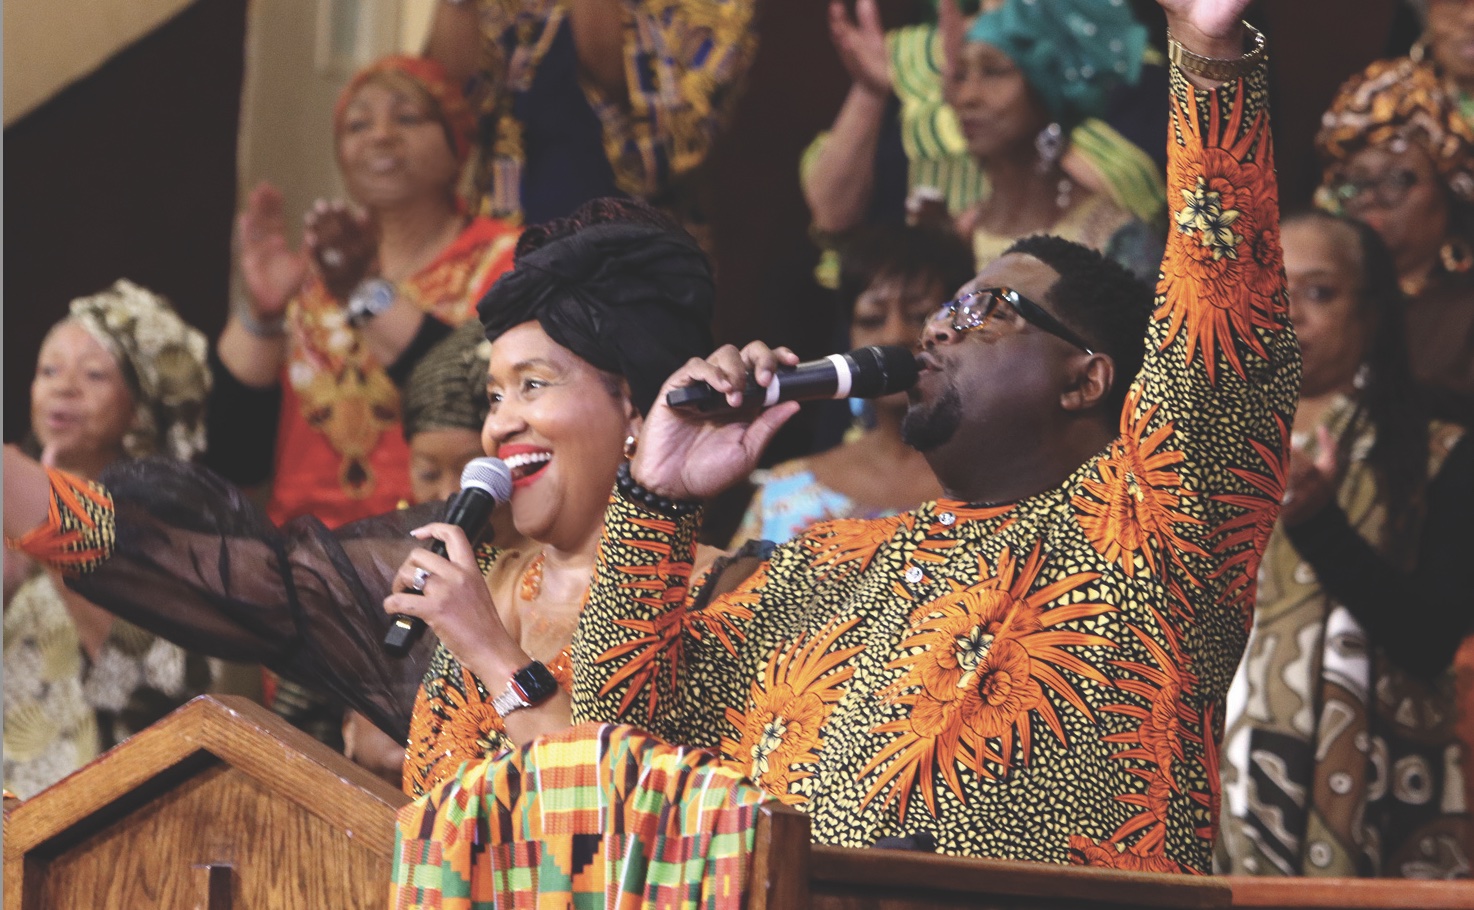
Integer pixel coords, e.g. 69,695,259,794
503,452,552,471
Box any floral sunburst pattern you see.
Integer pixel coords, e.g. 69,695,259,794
806,514,908,580
1210,414,1290,624
1098,624,1202,854
860,544,1114,820
720,617,864,805
595,549,760,721
1074,388,1207,582
570,59,1297,872
1159,78,1283,384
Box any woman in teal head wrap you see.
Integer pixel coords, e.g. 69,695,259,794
954,0,1162,278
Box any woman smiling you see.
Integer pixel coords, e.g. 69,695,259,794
4,198,718,798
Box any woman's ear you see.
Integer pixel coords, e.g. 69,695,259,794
617,377,643,437
1059,353,1115,413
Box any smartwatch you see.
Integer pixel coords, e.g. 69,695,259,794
491,660,559,716
346,278,397,327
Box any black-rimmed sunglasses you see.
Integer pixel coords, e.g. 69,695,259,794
937,288,1095,355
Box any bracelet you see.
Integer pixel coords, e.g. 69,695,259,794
616,462,702,518
1167,22,1265,83
233,296,287,338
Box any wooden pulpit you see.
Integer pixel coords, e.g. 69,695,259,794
3,695,411,910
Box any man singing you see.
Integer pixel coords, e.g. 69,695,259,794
572,0,1294,874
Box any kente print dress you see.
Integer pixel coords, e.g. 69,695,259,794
570,56,1299,873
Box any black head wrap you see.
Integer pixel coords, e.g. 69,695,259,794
476,221,715,415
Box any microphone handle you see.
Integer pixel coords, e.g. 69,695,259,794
665,359,845,413
383,489,498,657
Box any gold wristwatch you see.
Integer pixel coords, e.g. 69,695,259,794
1168,23,1266,82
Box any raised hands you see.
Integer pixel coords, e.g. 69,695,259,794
237,182,309,324
631,342,802,503
1279,425,1339,527
304,199,378,301
829,0,890,97
1158,0,1252,59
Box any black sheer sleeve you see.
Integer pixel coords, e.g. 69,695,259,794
200,348,281,487
1285,434,1474,678
65,457,439,740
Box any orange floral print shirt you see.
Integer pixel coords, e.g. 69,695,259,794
573,58,1299,873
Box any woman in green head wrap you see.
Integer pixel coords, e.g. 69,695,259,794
954,0,1162,278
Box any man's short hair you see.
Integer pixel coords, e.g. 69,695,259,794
1003,234,1156,416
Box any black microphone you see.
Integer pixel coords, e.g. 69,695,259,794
383,456,513,656
665,344,920,413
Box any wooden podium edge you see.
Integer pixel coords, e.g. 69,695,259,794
1226,876,1474,909
3,695,410,861
808,845,1232,909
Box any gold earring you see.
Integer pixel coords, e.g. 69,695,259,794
1441,237,1474,274
623,434,638,460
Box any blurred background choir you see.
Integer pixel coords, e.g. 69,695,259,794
3,0,1473,880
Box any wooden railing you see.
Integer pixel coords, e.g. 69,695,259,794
5,700,1469,910
748,803,1231,910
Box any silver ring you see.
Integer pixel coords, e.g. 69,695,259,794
410,566,430,592
321,247,345,269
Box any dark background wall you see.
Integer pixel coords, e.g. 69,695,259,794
2,0,1424,450
4,0,249,444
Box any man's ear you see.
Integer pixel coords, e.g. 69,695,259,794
1059,353,1115,413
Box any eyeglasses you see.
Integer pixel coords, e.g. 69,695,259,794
936,287,1095,354
1330,169,1422,209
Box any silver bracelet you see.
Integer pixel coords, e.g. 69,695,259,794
233,296,287,338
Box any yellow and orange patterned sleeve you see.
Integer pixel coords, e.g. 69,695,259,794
6,466,115,574
572,492,811,746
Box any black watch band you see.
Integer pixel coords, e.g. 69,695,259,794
491,659,558,716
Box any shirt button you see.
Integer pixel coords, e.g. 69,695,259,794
904,566,924,584
937,512,955,526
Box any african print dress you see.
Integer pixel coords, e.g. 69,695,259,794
267,216,517,530
572,58,1299,873
1220,402,1469,878
465,0,757,225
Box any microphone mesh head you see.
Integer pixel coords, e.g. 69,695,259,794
460,456,513,503
851,345,921,397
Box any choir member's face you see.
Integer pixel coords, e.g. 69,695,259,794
336,77,459,210
949,41,1052,162
481,322,638,551
1335,142,1450,272
1428,0,1474,87
851,273,948,410
31,320,135,468
1283,219,1371,399
409,427,486,504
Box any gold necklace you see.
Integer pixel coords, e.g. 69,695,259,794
518,551,546,601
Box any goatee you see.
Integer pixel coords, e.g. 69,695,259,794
901,382,962,452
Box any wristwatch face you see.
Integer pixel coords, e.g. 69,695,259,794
511,660,559,705
348,278,395,325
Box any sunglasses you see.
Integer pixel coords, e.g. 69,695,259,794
937,287,1095,354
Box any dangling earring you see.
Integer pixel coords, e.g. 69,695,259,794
623,434,638,460
1440,236,1474,274
1055,176,1074,210
1034,122,1064,174
1410,37,1429,64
